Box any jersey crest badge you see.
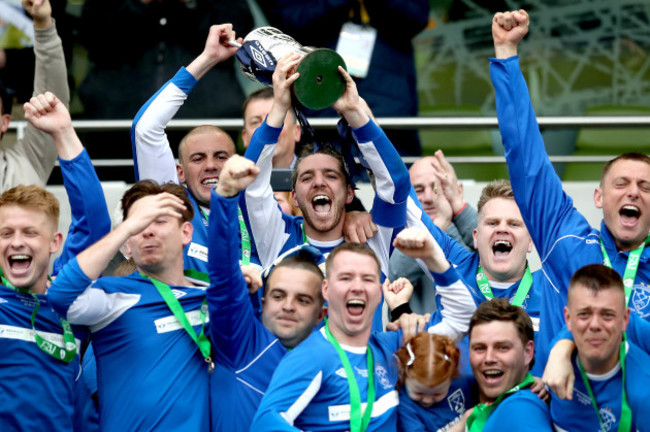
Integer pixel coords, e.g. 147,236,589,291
447,388,465,414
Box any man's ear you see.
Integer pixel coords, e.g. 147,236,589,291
594,187,603,209
345,186,354,205
524,339,535,367
241,129,250,148
0,113,10,134
177,164,186,184
49,232,63,255
317,305,327,323
181,221,193,246
322,279,329,303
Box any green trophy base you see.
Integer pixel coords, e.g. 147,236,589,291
294,49,347,111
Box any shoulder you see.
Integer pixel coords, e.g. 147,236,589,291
493,389,551,424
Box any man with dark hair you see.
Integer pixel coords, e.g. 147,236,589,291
47,180,212,431
463,298,552,431
491,9,650,369
548,264,650,430
0,0,69,192
206,159,326,430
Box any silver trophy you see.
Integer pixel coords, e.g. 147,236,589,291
233,27,347,110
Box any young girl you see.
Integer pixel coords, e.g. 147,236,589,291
395,332,476,431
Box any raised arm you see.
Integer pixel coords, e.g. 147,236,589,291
241,54,302,268
48,192,188,323
23,92,111,275
3,0,69,190
130,24,240,183
393,227,477,341
207,153,268,365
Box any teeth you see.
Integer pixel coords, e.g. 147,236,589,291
484,370,503,376
312,195,330,204
347,300,365,306
202,178,218,185
9,255,30,261
494,240,511,247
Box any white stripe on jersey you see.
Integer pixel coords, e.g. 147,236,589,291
0,324,81,348
154,309,210,333
281,371,323,425
327,390,399,422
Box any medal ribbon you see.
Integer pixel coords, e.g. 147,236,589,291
1,273,76,363
199,205,251,265
465,372,535,432
476,263,533,307
324,319,375,432
599,238,647,307
140,273,213,371
577,335,631,432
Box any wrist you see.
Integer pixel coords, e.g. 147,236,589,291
494,43,518,59
453,202,467,218
343,107,370,129
33,17,53,30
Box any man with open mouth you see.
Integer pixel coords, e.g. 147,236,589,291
491,9,650,369
251,243,407,431
464,298,552,431
0,91,110,431
406,179,545,375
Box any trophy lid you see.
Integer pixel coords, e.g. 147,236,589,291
293,49,347,111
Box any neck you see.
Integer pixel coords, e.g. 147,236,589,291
615,238,646,252
578,350,620,375
327,320,371,348
303,222,345,243
138,263,189,287
480,261,527,284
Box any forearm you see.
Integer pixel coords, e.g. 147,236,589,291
75,224,133,280
22,19,68,182
242,122,287,267
52,149,111,276
131,68,196,183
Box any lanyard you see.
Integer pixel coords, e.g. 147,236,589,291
324,319,375,432
1,274,76,363
476,263,533,307
140,273,214,373
577,336,631,432
199,206,251,266
600,239,644,307
466,372,535,432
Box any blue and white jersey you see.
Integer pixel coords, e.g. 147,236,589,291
251,328,402,431
241,119,409,272
482,388,552,431
397,374,475,432
422,261,544,375
0,287,83,432
550,342,650,432
491,55,650,365
207,189,288,431
130,66,261,279
241,119,410,332
48,259,210,432
0,146,108,432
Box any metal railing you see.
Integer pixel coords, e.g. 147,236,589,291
9,115,650,167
